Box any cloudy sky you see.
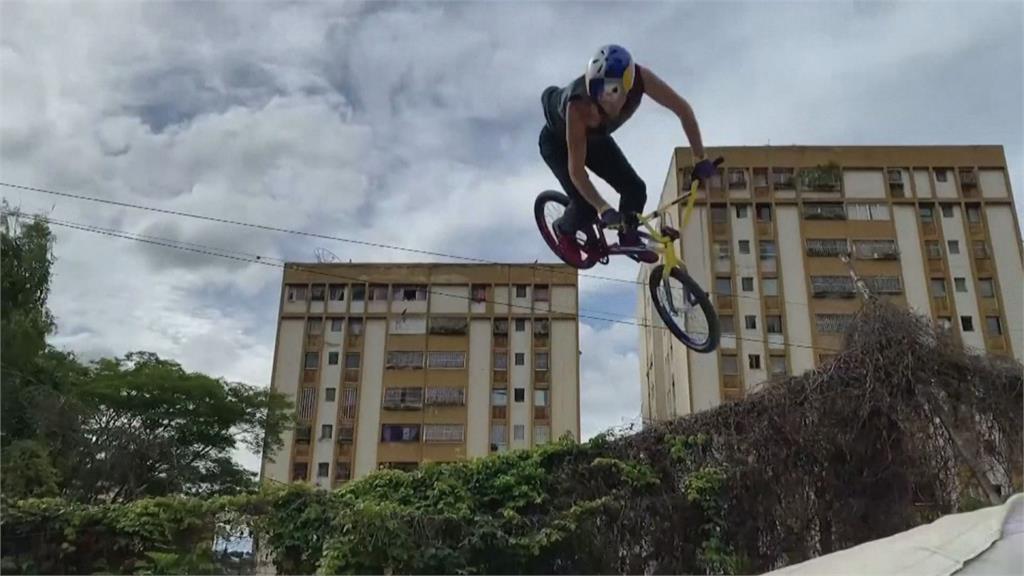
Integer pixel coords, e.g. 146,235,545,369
2,1,1021,470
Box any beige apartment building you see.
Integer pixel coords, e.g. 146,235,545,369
260,263,580,488
639,145,1023,423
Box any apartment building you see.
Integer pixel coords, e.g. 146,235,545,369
260,263,580,487
639,145,1022,422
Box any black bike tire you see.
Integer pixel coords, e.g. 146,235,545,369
533,190,597,270
648,264,720,353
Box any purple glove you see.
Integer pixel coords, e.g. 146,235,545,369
691,158,717,182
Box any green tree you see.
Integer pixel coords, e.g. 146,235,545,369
63,351,291,502
1,204,57,444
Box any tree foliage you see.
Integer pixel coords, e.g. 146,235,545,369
1,209,291,502
4,303,1020,575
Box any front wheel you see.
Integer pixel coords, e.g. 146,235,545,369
648,265,720,353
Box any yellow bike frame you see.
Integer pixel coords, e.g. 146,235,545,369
629,178,701,272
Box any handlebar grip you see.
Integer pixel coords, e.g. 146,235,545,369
713,156,725,166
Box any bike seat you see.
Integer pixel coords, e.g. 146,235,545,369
660,225,680,241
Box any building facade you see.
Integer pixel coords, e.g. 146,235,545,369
260,263,580,488
639,145,1022,423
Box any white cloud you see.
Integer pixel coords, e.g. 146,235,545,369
2,1,1020,473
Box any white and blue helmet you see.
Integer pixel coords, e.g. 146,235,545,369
585,44,636,100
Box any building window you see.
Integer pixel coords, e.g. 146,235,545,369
515,318,526,332
919,205,935,223
430,316,468,335
738,240,750,254
403,423,461,445
804,203,846,220
514,352,525,366
710,205,728,224
770,355,787,376
766,315,783,334
741,277,754,292
535,351,550,371
491,388,508,406
491,423,507,448
471,284,487,302
847,203,890,221
925,241,942,260
514,388,525,402
811,276,856,298
295,424,312,445
311,285,326,302
979,278,995,298
748,354,761,370
325,387,336,402
935,169,948,182
423,424,465,443
369,284,389,301
341,389,358,420
965,205,982,223
745,315,757,330
722,354,739,375
947,240,960,255
381,424,420,442
720,315,735,334
513,424,525,441
735,205,749,219
321,424,333,440
286,284,308,303
329,284,345,301
385,351,425,369
759,241,777,263
960,316,974,332
972,241,989,259
348,318,364,335
806,238,849,257
728,168,747,189
382,387,424,410
307,318,323,334
345,353,361,370
316,462,329,478
493,352,508,371
304,352,319,370
772,167,795,189
715,241,731,262
335,462,352,481
428,351,466,369
816,314,854,333
762,278,779,296
954,277,968,293
865,276,903,294
534,285,550,302
515,285,528,298
351,285,366,301
937,317,953,331
328,318,343,332
715,277,732,296
852,240,898,260
534,389,549,407
392,285,427,302
941,205,954,218
533,319,550,336
534,425,551,444
930,279,947,298
328,351,339,365
425,387,466,406
986,316,1003,336
292,463,309,481
756,204,772,222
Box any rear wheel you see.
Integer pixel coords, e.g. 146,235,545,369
648,265,719,353
534,190,600,269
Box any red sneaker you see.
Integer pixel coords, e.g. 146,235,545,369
556,230,585,267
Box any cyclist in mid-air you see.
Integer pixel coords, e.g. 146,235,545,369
539,44,715,266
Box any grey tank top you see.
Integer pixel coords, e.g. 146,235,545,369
541,64,645,136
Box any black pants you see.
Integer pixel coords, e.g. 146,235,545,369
538,125,647,233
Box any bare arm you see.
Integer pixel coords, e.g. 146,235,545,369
640,66,706,159
566,101,611,213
